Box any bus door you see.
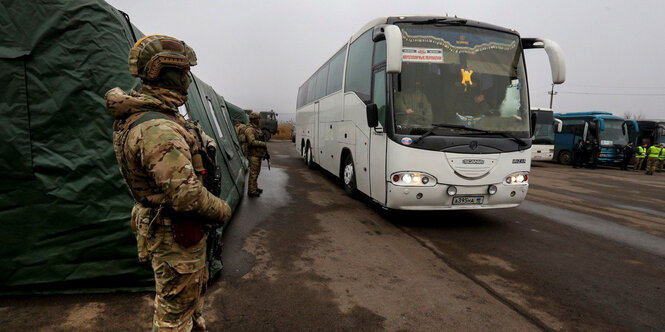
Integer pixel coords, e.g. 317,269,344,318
369,68,387,204
313,101,320,164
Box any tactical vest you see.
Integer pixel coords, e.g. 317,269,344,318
114,111,218,249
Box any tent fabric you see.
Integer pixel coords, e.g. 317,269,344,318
0,0,246,294
226,101,250,124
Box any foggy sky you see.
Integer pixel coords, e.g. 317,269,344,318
106,0,665,121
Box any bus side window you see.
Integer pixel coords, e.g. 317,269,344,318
373,40,386,64
345,30,373,103
373,70,386,127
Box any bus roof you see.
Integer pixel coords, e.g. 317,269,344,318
554,111,624,121
351,15,518,43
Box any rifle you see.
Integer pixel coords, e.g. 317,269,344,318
263,151,271,170
189,120,225,283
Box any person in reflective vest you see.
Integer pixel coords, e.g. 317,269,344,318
658,143,665,172
634,142,647,171
645,144,662,175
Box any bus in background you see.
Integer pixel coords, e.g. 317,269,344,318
295,16,566,210
629,120,665,146
531,107,562,161
553,112,638,165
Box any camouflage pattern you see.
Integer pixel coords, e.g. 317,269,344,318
634,157,645,171
107,84,231,331
646,157,659,175
234,122,248,157
244,123,266,194
129,35,197,80
247,156,262,193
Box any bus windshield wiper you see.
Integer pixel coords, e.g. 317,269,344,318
413,123,528,147
412,123,476,144
410,18,468,25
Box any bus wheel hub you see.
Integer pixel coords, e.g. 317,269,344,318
344,164,354,184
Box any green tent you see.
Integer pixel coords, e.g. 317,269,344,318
226,101,250,125
0,0,246,294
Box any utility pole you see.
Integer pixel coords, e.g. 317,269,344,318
548,84,558,109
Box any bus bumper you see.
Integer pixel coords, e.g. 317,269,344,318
385,182,529,211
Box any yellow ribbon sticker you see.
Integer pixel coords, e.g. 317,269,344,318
461,69,473,91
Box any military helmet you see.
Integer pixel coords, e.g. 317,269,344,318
249,112,260,120
128,35,197,80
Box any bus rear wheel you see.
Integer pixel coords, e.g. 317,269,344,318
305,143,315,169
559,151,572,165
342,154,357,196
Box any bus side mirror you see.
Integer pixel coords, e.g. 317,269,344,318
366,103,379,128
522,38,566,84
530,112,538,137
554,118,563,133
374,24,402,74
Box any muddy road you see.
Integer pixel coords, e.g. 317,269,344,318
2,140,664,331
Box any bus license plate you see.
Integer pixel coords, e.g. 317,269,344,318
452,196,484,205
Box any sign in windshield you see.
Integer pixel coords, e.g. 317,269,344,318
393,24,529,138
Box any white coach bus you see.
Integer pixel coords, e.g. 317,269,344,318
531,107,563,161
295,16,565,210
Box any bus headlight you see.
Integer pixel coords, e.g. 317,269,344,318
505,172,528,185
391,172,437,186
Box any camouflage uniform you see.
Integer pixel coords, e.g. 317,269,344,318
108,35,231,332
645,145,662,175
658,144,665,172
234,122,248,157
245,113,267,195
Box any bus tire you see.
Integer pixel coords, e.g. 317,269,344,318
305,143,315,169
342,154,357,196
262,129,271,141
558,150,572,165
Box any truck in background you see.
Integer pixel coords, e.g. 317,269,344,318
244,109,279,140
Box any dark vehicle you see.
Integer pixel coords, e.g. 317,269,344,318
628,120,665,146
245,109,279,140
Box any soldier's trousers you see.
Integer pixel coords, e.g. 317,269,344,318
634,158,645,170
645,157,658,175
152,257,208,331
248,156,262,193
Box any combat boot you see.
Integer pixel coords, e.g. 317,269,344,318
257,188,264,193
248,191,261,197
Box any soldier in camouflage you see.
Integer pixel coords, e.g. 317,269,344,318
245,112,267,197
234,121,248,157
107,35,231,332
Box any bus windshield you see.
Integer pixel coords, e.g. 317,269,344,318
393,24,529,138
599,120,628,146
533,111,554,145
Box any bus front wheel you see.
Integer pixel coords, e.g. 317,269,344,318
342,154,357,196
559,151,572,165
